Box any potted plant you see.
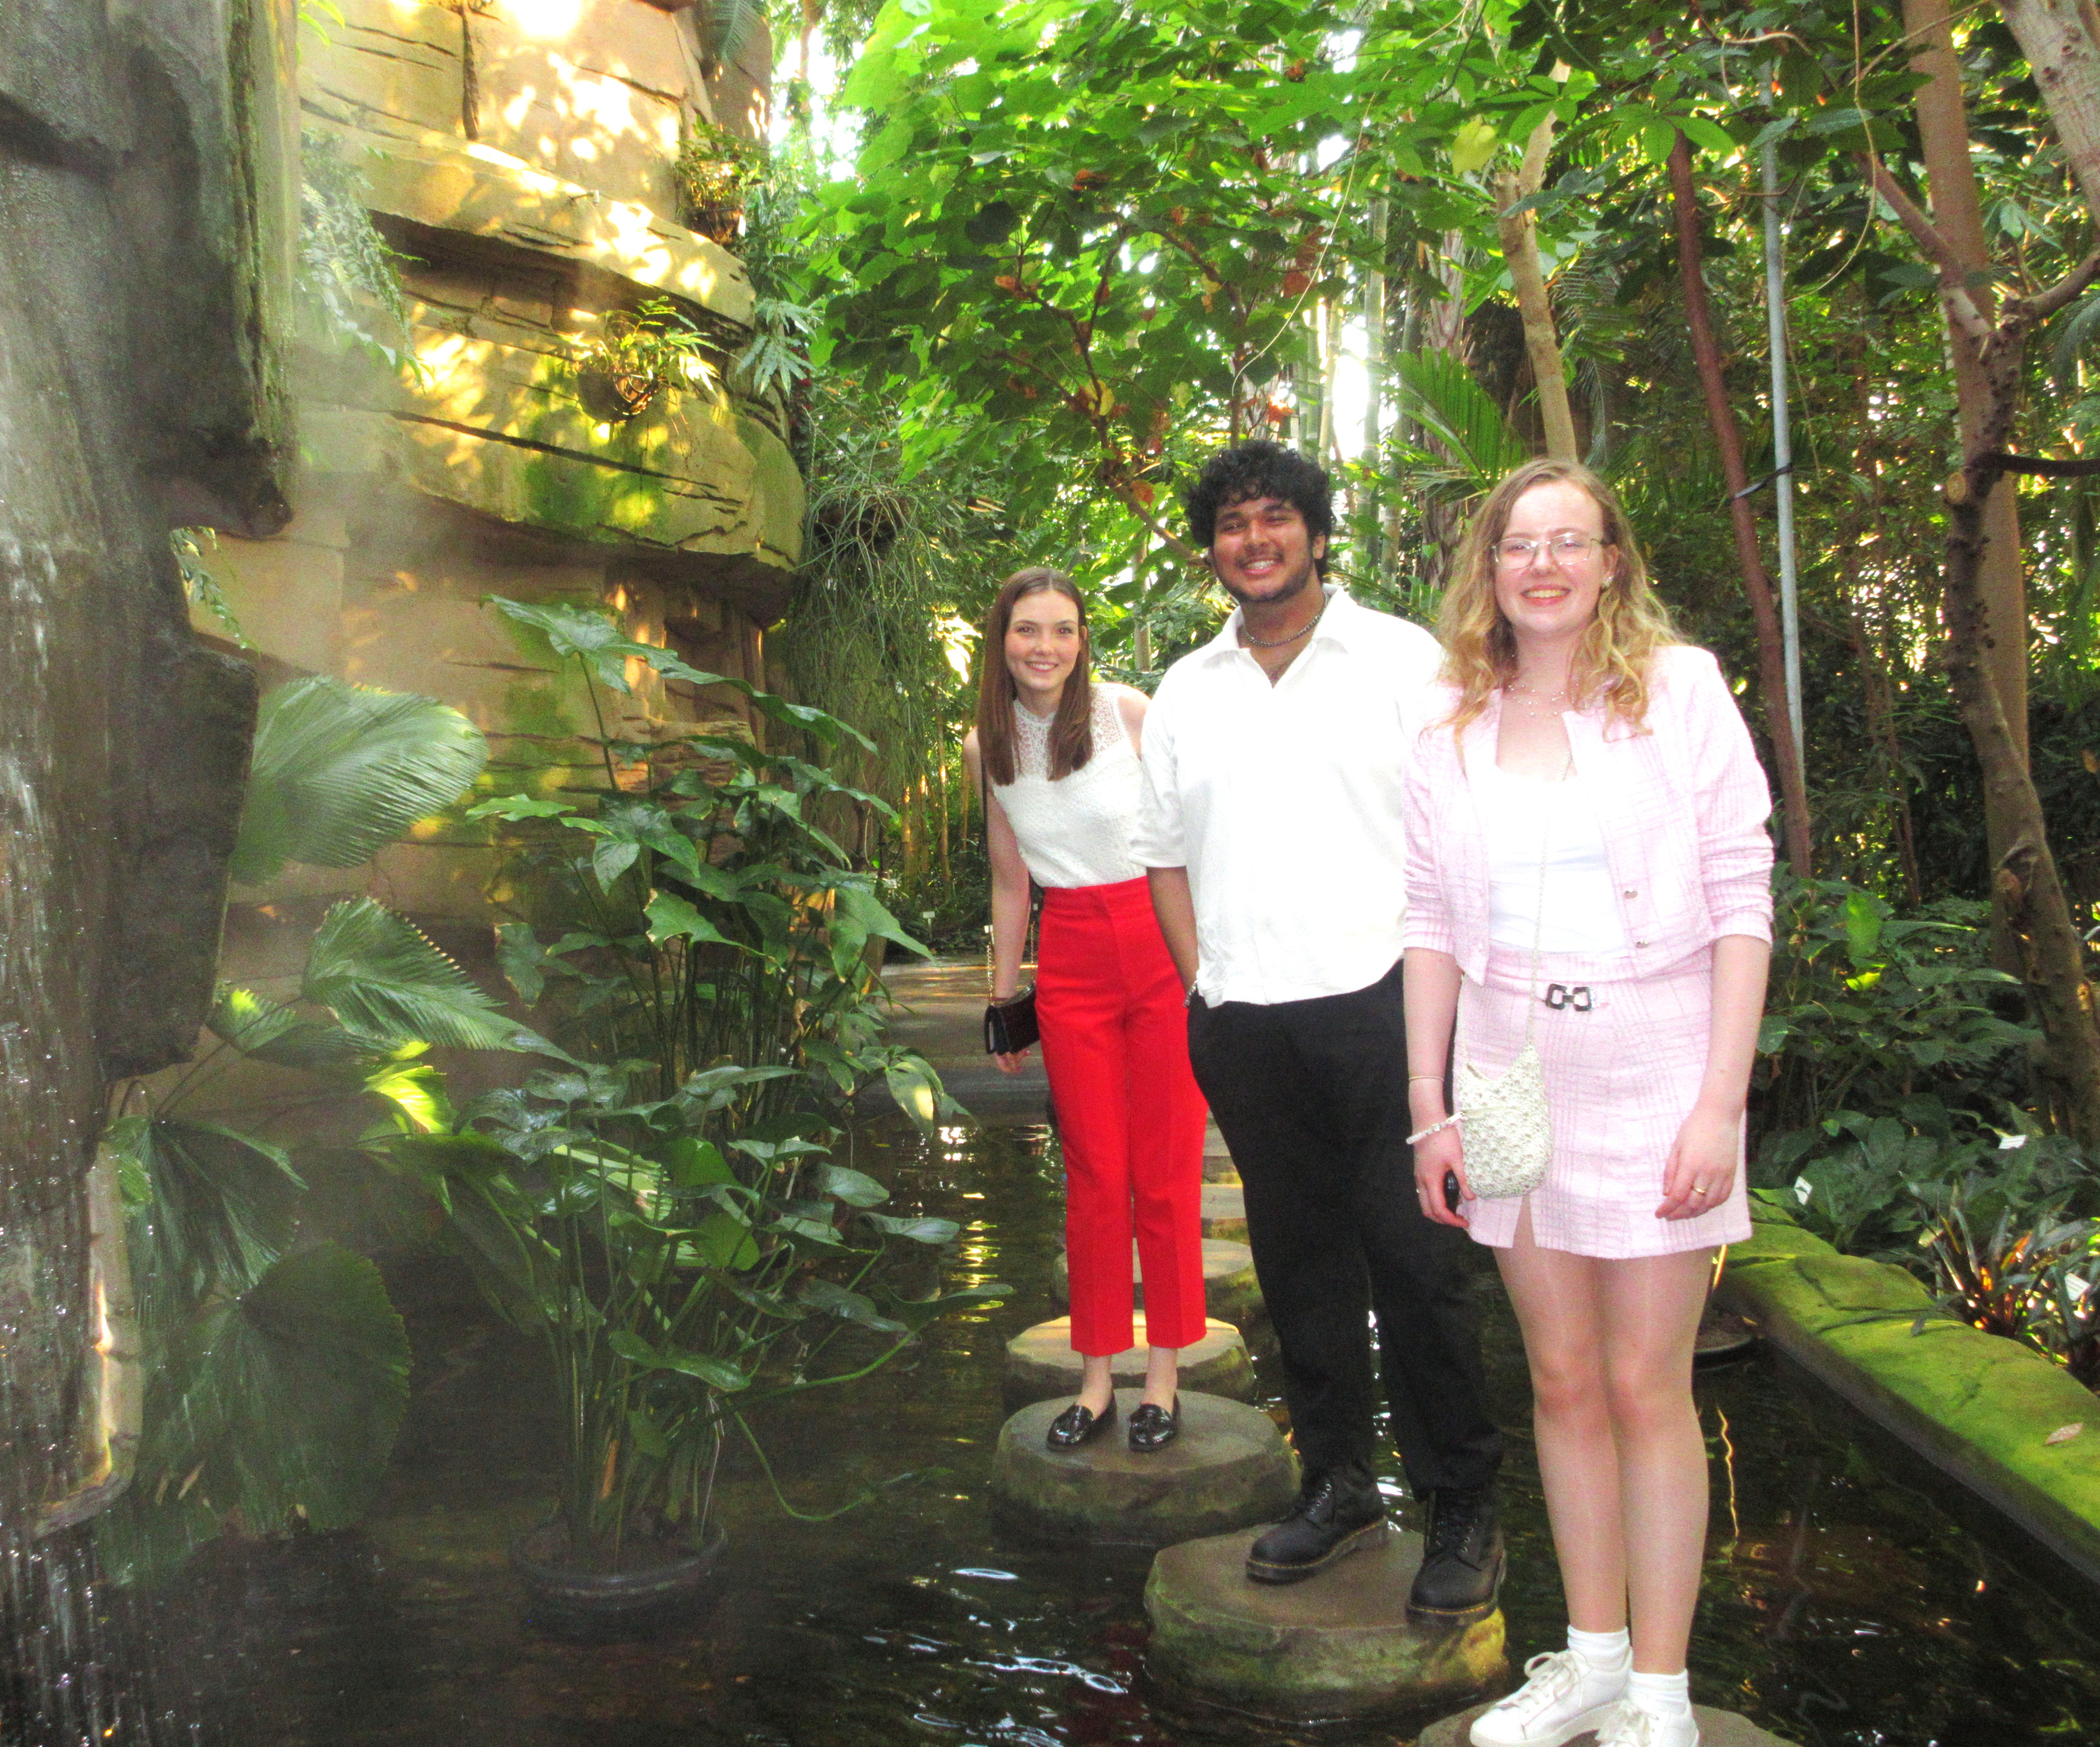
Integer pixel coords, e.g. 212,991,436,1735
572,299,717,424
369,599,1000,1622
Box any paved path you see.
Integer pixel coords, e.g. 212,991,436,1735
883,958,1050,1123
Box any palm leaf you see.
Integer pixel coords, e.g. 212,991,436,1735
111,1114,306,1336
231,677,487,884
96,1242,410,1582
207,982,375,1070
1390,349,1532,504
698,0,769,71
303,897,537,1052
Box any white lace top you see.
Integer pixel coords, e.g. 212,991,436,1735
993,687,1146,889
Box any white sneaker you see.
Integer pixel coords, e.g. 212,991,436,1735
1470,1649,1626,1747
1595,1695,1700,1747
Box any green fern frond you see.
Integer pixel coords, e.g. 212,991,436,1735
231,677,487,885
303,897,532,1053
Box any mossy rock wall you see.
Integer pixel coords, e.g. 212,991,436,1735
1718,1206,2100,1584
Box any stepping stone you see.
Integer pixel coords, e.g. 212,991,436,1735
1419,1703,1798,1746
1203,1121,1239,1184
1145,1525,1506,1723
1002,1315,1255,1411
991,1389,1298,1548
1200,1181,1247,1242
1048,1239,1264,1328
1693,1300,1760,1366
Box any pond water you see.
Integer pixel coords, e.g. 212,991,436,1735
138,1119,2100,1747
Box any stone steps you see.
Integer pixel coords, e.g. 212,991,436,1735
1047,1238,1263,1329
1002,1314,1254,1410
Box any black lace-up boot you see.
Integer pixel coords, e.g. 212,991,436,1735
1407,1482,1505,1623
1244,1460,1385,1584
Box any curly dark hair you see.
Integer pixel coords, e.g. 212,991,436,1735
1181,440,1334,576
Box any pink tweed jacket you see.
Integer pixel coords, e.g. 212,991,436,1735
1403,643,1775,980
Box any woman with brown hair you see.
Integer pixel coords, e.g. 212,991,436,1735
1401,461,1774,1747
963,568,1207,1452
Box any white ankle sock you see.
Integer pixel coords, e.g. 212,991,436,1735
1567,1626,1630,1671
1625,1669,1692,1716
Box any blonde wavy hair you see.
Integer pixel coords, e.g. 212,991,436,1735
1437,458,1678,739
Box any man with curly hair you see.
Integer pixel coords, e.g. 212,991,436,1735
1135,440,1505,1618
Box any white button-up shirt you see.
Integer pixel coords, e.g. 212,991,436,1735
1134,587,1444,1007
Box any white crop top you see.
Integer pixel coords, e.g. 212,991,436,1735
1476,760,1632,957
992,687,1146,890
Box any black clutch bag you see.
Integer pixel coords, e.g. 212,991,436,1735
984,988,1040,1055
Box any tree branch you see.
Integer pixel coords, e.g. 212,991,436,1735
2011,238,2100,324
1980,448,2100,476
1857,149,1994,342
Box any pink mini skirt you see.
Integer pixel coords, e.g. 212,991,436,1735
1456,944,1748,1259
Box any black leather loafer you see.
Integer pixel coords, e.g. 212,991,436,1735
1045,1397,1117,1450
1407,1483,1505,1623
1127,1398,1180,1451
1245,1460,1386,1583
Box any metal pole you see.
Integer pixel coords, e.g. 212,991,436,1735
1761,141,1804,761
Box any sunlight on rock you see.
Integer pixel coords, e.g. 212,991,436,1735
505,0,586,40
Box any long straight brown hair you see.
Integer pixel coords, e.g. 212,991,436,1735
974,568,1094,787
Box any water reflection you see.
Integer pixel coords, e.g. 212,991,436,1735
128,1120,2100,1746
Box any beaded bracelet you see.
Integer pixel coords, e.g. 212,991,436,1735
1405,1113,1461,1146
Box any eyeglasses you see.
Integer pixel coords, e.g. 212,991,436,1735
1494,533,1610,568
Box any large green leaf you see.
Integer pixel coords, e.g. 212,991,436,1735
113,1114,306,1333
1390,349,1534,503
489,598,872,749
98,1243,411,1582
303,897,540,1052
207,983,373,1070
231,677,487,884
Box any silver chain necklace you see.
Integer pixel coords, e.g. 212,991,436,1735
1240,600,1326,651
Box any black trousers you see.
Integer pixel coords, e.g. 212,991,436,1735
1186,959,1503,1493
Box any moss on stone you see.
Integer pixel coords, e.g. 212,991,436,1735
1717,1219,2100,1583
1145,1527,1505,1721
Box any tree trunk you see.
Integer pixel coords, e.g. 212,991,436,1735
1361,200,1388,575
1945,459,2100,1146
1997,1,2100,222
1665,133,1815,874
1854,400,1925,904
1494,115,1578,462
1907,0,2032,953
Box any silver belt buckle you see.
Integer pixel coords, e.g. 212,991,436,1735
1544,982,1593,1012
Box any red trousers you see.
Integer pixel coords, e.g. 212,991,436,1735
1037,877,1207,1356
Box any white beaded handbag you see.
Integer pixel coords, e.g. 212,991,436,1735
1452,756,1567,1201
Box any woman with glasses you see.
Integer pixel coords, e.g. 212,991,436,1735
1400,461,1773,1747
964,567,1207,1453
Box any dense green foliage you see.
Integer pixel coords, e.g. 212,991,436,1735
750,0,2100,1296
102,679,519,1581
420,599,998,1554
778,0,2100,896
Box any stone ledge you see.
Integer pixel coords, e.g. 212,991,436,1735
302,115,754,325
1717,1207,2100,1586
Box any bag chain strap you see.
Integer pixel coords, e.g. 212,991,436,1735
1457,749,1574,1071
